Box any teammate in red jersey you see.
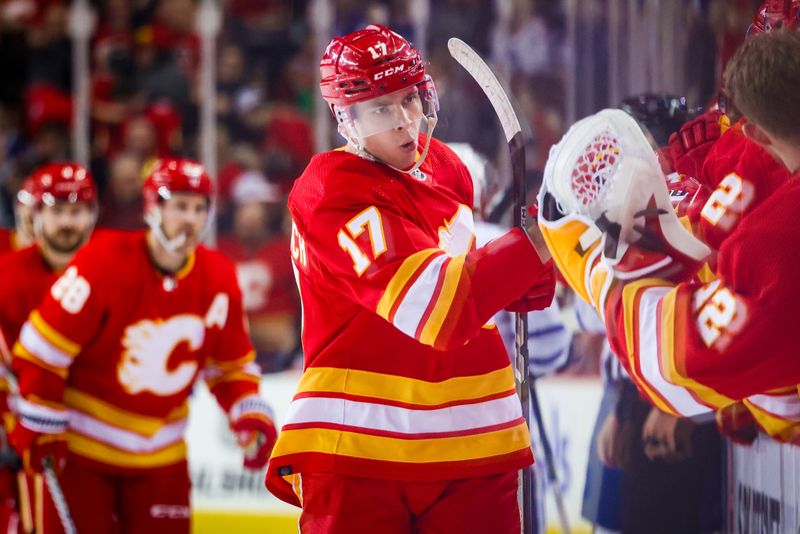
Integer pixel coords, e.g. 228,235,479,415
539,30,800,447
0,163,97,534
646,2,800,444
264,25,554,533
8,158,278,533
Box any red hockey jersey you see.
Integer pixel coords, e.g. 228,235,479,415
266,138,550,506
0,229,22,258
0,245,59,361
604,177,800,432
12,230,260,472
688,123,791,253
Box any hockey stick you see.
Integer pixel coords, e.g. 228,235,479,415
42,456,77,534
0,330,76,533
447,38,571,534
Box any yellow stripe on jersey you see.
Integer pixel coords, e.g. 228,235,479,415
29,311,80,357
419,254,466,346
205,370,260,390
744,400,800,443
296,366,516,407
272,421,530,464
12,343,68,379
696,263,715,283
174,251,196,280
67,432,187,469
206,350,256,372
377,249,441,320
659,288,732,410
621,279,677,415
63,388,188,437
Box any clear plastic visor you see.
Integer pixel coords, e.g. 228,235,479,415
336,75,439,139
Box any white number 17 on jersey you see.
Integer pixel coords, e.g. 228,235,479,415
338,206,387,275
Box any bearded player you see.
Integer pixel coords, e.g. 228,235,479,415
0,164,97,533
9,158,278,533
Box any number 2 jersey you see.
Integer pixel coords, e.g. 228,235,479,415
11,230,261,472
265,138,551,506
604,125,800,441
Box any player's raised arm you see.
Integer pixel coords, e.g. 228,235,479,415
291,182,550,351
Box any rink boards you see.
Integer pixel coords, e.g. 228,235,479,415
185,371,601,533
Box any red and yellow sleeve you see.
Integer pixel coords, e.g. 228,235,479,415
603,259,799,424
12,262,102,432
204,261,261,414
295,199,550,351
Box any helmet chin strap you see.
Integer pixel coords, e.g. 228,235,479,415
145,208,188,258
347,116,439,175
144,204,216,258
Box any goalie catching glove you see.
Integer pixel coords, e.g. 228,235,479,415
229,395,278,470
537,109,711,316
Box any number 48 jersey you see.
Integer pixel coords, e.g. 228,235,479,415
266,138,550,506
12,230,260,472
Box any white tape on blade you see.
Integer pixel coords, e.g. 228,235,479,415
447,38,520,143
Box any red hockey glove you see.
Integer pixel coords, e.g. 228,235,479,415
715,402,758,446
230,396,278,470
8,398,69,474
8,424,67,474
505,261,556,313
667,110,729,180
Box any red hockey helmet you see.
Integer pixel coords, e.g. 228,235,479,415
16,176,36,207
29,163,97,208
320,25,427,109
143,157,214,212
749,0,800,34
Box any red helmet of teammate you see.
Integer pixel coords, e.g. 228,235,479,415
320,24,428,109
29,163,97,208
16,176,36,207
749,0,800,34
143,157,214,213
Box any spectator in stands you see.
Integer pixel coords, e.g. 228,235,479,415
97,151,145,230
122,115,159,163
217,170,299,372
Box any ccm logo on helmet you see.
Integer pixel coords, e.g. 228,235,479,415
374,65,406,80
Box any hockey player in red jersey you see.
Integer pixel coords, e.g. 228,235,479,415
650,1,800,443
0,164,97,350
538,30,800,447
264,25,555,533
0,163,97,534
9,158,278,533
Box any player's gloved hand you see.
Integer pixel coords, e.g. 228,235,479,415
230,396,278,470
715,401,758,446
8,397,69,474
667,110,729,180
505,262,555,312
8,423,67,474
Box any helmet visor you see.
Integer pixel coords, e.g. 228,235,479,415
336,75,439,139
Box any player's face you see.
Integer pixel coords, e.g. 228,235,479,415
160,192,209,253
15,203,34,242
354,87,424,170
38,202,95,254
